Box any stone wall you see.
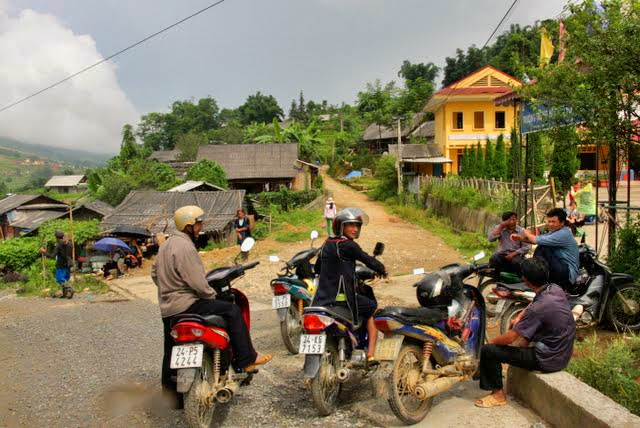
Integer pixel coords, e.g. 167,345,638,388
424,195,501,235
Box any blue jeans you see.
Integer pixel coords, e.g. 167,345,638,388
55,268,70,286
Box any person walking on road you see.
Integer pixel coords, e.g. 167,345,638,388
323,197,337,236
153,205,271,407
234,209,252,245
40,230,74,299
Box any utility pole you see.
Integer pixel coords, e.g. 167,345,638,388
396,117,403,195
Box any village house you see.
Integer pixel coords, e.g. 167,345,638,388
0,194,68,238
167,180,226,192
100,190,245,245
362,113,432,153
44,175,88,194
147,150,194,176
72,200,114,221
388,143,450,189
424,65,522,174
196,143,318,193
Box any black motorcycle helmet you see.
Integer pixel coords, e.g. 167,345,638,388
416,270,455,307
332,208,369,238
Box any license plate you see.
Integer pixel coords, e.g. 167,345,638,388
170,344,204,369
299,334,326,354
494,299,506,314
272,294,291,309
375,335,404,361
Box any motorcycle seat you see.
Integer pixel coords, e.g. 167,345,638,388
304,305,354,324
172,313,227,329
500,282,531,292
377,306,448,325
277,277,308,288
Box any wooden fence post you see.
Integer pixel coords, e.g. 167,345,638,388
550,177,557,208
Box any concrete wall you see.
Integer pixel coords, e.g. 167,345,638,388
424,194,500,235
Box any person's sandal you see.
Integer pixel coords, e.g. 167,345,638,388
243,353,273,373
474,394,507,408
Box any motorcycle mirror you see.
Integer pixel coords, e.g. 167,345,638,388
373,242,385,257
240,237,255,253
269,255,280,263
473,251,486,262
310,230,319,240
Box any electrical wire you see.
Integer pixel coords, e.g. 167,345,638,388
0,0,226,114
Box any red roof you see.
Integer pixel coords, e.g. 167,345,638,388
436,65,522,96
436,87,513,96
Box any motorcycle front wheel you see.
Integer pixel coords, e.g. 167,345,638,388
499,303,527,335
606,284,640,331
184,353,216,428
280,303,303,355
310,338,341,416
388,344,433,425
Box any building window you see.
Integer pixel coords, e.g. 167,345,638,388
474,111,485,129
453,112,463,130
495,111,506,129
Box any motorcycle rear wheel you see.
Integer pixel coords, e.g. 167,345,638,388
184,353,216,428
310,339,341,416
280,303,302,355
388,344,433,425
606,284,640,331
500,304,527,335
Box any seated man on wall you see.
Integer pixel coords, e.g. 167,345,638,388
475,258,576,408
487,211,531,275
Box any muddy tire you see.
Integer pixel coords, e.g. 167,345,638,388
310,339,341,416
280,304,303,355
388,344,432,425
499,303,527,335
606,284,640,331
184,353,216,428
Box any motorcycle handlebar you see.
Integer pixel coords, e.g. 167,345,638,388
243,261,260,271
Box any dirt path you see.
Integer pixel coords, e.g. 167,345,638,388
323,174,464,275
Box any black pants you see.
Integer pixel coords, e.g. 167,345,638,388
534,246,571,289
161,299,257,392
479,345,540,391
489,253,524,275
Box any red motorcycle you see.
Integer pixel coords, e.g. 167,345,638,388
169,239,259,428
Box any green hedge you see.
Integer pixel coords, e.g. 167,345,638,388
253,188,320,212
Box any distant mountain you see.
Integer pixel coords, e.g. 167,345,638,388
0,137,113,166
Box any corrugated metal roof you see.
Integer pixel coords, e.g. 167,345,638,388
76,200,114,217
44,175,86,187
362,113,427,142
148,150,180,162
388,144,443,159
10,209,67,231
0,194,64,215
100,190,245,234
168,181,226,192
196,144,299,180
409,121,435,139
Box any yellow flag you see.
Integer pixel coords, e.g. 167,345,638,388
540,28,554,68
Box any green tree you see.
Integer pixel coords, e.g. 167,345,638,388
459,147,469,177
398,60,440,84
466,145,477,178
176,132,206,161
96,170,132,206
207,123,244,144
549,127,580,201
494,134,508,180
186,160,228,189
508,128,522,180
372,155,398,201
527,133,545,183
483,139,495,178
357,80,397,141
475,142,485,178
238,91,284,125
130,160,178,191
119,124,140,170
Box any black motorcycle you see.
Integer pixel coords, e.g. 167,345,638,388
490,243,640,333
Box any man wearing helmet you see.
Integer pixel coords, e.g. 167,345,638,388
152,206,271,405
313,207,387,360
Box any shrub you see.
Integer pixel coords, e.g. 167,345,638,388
609,216,640,278
38,219,101,246
568,334,640,415
371,155,397,201
0,238,41,271
253,188,320,211
313,174,324,190
421,176,514,215
186,159,228,189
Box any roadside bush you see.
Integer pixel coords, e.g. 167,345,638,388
253,188,320,211
0,238,41,271
371,155,397,201
313,174,324,190
568,334,640,416
38,219,102,246
608,216,640,279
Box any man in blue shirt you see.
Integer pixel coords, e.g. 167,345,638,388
475,258,576,408
511,208,579,289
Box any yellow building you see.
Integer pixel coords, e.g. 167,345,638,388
424,65,522,174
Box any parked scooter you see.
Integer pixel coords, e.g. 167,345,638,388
270,230,320,354
169,238,260,428
373,253,487,425
489,241,640,334
301,242,385,416
476,265,521,316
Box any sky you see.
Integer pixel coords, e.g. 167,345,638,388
0,0,565,153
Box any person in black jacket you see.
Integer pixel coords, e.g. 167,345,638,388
313,208,387,360
40,230,74,298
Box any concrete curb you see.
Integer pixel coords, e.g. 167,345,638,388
507,367,640,428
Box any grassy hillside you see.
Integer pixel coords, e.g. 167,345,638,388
0,137,112,167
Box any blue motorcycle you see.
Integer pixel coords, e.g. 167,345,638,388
374,258,486,425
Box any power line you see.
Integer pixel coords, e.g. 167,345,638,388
0,0,226,114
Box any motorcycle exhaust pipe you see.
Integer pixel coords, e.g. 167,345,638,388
414,376,464,400
215,382,239,404
336,368,351,383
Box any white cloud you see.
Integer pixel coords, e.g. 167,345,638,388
0,2,138,153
